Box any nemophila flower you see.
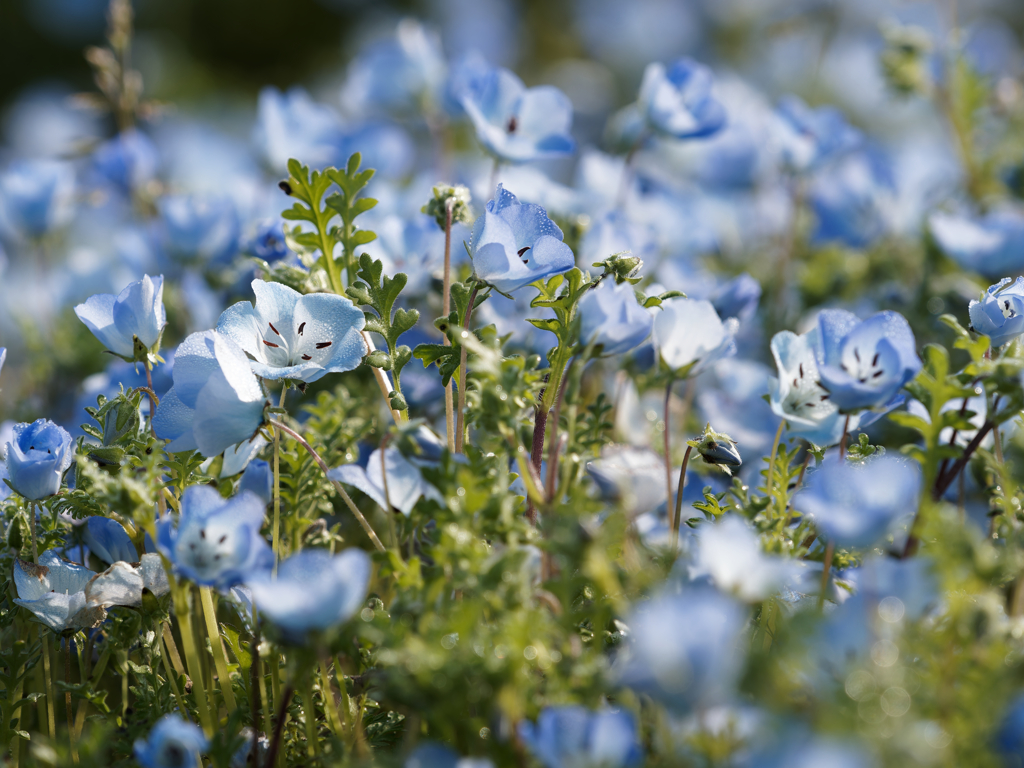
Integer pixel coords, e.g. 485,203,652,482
246,548,370,637
518,706,642,768
816,309,921,413
217,279,366,384
91,129,159,192
969,277,1024,347
587,446,676,517
578,280,653,355
794,456,921,549
156,485,272,589
238,459,272,504
152,330,267,457
775,95,862,173
253,86,346,173
84,555,170,612
768,328,849,446
158,194,240,264
615,588,746,711
710,273,761,323
469,185,575,293
406,743,495,768
809,149,894,249
81,516,138,564
637,58,726,140
14,551,102,632
231,729,269,768
996,694,1024,765
5,419,73,500
698,359,782,457
929,208,1024,278
134,714,208,768
247,219,290,263
689,424,742,473
74,274,166,363
854,554,937,621
743,734,874,768
653,298,738,375
0,158,75,239
688,516,795,602
457,68,575,163
328,447,443,516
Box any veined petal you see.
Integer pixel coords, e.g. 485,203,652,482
75,293,133,358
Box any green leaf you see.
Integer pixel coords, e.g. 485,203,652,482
221,625,252,670
365,350,393,370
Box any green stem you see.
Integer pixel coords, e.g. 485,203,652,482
65,639,78,764
663,377,675,517
303,677,319,758
765,420,785,513
199,587,237,714
319,660,343,739
818,540,835,610
273,425,282,574
672,446,693,551
159,627,190,723
442,199,456,453
42,633,55,738
174,586,214,736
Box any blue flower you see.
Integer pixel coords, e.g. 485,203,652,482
156,485,272,589
159,194,240,264
246,548,370,636
238,459,272,505
91,129,159,192
82,517,139,564
247,219,291,263
406,743,495,768
578,280,653,355
518,707,642,768
929,208,1024,278
652,298,737,375
710,272,761,323
328,447,443,516
152,330,267,457
637,59,726,139
457,69,575,162
5,419,73,500
616,588,746,711
809,149,894,249
74,274,167,363
689,516,797,602
794,456,921,549
743,734,874,768
698,359,783,458
253,86,346,173
996,694,1024,765
775,95,862,172
134,714,208,768
469,185,575,293
217,280,366,384
968,277,1024,347
816,309,921,413
0,159,75,239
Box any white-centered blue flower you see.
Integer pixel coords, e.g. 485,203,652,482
328,447,443,516
775,95,862,173
469,185,575,293
652,298,737,375
152,330,267,457
578,280,653,356
968,277,1024,348
637,58,726,139
217,280,366,384
74,274,167,363
929,208,1024,279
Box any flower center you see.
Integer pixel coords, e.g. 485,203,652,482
783,361,833,420
840,345,889,386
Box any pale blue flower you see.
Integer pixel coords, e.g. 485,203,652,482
929,208,1024,278
91,129,159,192
134,714,208,768
217,279,366,383
742,734,874,768
652,298,737,375
253,86,346,173
328,447,443,516
13,550,99,632
969,277,1024,347
5,419,73,500
775,95,862,173
246,548,370,636
0,159,75,239
996,694,1024,765
156,485,272,589
159,194,240,264
518,707,642,768
578,280,653,355
457,68,575,162
247,219,290,263
82,517,138,564
637,59,726,140
406,743,495,768
152,330,267,457
816,309,921,413
710,273,761,323
469,185,575,293
238,459,272,505
615,588,746,711
74,274,166,362
794,456,921,549
698,359,782,458
809,149,894,249
688,516,797,602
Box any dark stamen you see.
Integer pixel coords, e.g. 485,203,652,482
269,322,280,336
805,402,815,408
200,530,206,540
218,534,227,544
799,363,804,378
507,116,517,133
298,322,305,336
821,394,829,401
872,370,884,378
301,354,312,360
872,352,879,367
854,348,860,362
263,340,280,348
315,341,332,349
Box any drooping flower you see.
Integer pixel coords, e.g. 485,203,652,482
637,58,726,140
652,298,737,375
968,277,1024,348
615,588,746,711
928,208,1024,278
775,95,862,173
81,516,139,564
134,714,208,768
815,309,921,413
152,330,267,457
238,459,273,505
253,86,346,173
0,159,75,239
158,194,240,264
517,707,642,768
469,185,575,293
328,447,443,516
5,419,73,500
457,68,575,163
246,548,370,637
217,279,366,384
74,274,167,364
689,424,742,473
578,280,653,356
793,456,921,549
155,485,272,589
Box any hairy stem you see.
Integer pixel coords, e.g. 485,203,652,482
663,378,675,517
200,587,237,714
455,285,480,453
174,586,213,736
443,199,456,452
672,446,693,550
